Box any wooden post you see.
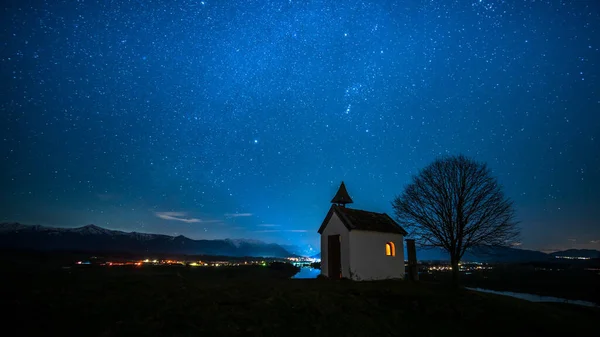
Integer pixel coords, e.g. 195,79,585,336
406,239,419,281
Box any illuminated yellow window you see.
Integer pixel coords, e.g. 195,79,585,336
385,242,395,256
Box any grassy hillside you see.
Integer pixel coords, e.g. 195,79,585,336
3,265,598,337
420,263,600,305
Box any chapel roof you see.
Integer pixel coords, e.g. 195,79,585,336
318,204,408,235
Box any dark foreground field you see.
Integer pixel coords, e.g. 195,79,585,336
421,264,600,305
3,265,599,337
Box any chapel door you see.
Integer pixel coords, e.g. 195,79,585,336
328,235,341,279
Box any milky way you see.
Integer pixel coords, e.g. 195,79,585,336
1,0,599,253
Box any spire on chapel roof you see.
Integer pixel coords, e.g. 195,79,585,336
331,181,353,207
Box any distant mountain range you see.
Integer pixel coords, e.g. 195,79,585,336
2,223,597,263
0,223,295,258
416,246,600,263
549,249,600,259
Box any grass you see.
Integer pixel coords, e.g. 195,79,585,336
420,264,600,305
3,265,599,337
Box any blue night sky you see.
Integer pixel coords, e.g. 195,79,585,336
1,0,599,253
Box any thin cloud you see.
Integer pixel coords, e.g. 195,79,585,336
257,224,280,227
224,213,253,218
590,240,600,244
155,212,221,224
567,238,577,242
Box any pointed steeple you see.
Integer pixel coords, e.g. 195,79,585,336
331,181,353,207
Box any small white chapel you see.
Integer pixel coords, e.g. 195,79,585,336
317,182,407,281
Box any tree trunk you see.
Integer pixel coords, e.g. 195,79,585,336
450,257,460,287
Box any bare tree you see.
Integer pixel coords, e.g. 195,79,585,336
392,155,519,286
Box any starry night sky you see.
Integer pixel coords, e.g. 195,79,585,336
1,0,599,253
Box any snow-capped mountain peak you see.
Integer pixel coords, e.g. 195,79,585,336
225,238,266,248
0,222,30,233
72,224,122,236
0,223,296,258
